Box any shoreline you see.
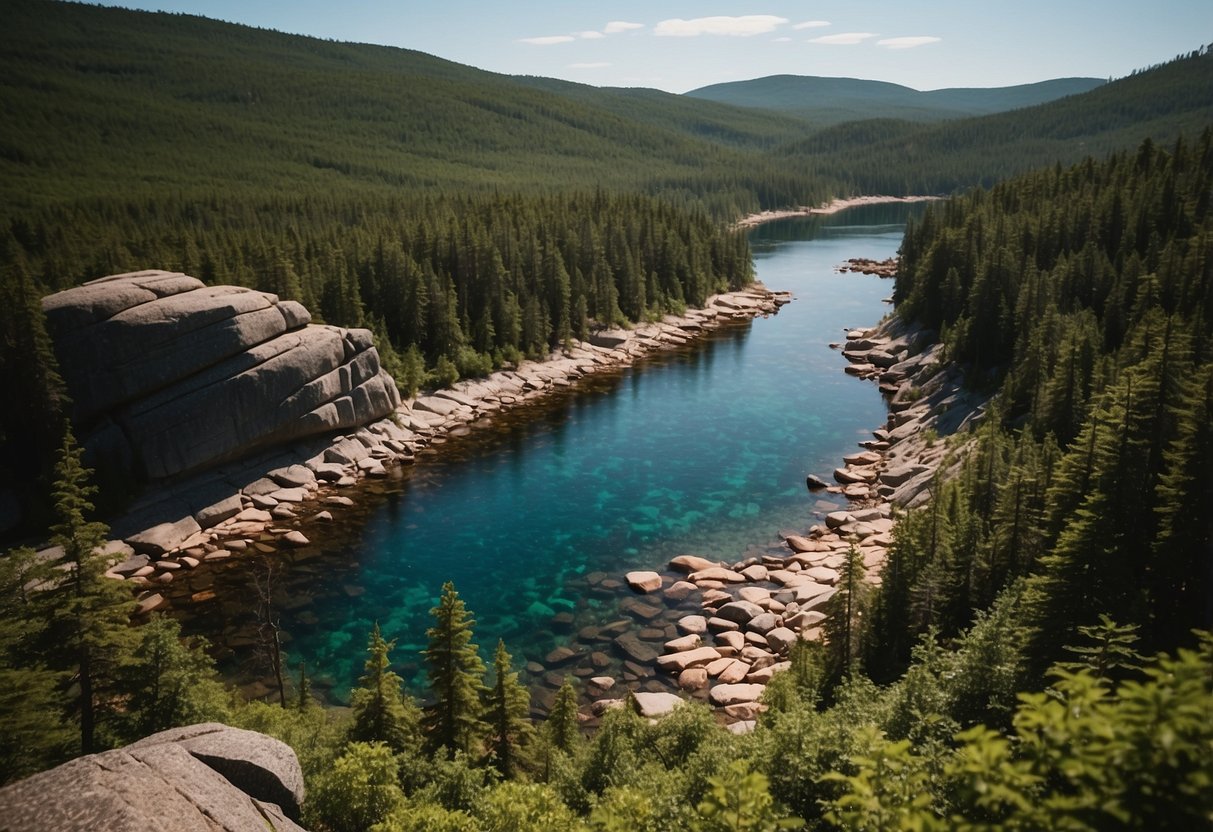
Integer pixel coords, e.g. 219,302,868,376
735,195,944,230
77,284,792,614
594,277,989,728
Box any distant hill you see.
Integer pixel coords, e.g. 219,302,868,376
773,48,1213,193
686,75,1106,127
0,0,821,216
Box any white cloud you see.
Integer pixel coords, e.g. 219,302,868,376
519,34,576,45
877,36,941,49
772,36,792,42
569,62,611,69
793,20,830,30
577,31,605,39
809,32,876,45
654,15,789,37
604,21,644,34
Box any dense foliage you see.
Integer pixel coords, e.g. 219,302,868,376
1,2,1212,828
869,132,1213,682
0,0,826,215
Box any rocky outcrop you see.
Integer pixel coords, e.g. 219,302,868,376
42,270,399,482
0,722,308,832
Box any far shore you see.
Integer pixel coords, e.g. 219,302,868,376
735,195,944,230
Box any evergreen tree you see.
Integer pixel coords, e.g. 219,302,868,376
482,639,535,778
348,622,422,755
824,544,868,683
119,616,230,740
0,545,72,784
48,426,138,754
543,676,581,755
423,582,486,758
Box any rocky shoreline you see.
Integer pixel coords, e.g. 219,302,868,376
734,195,942,229
41,285,791,619
576,278,988,729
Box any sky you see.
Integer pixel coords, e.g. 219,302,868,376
85,1,1211,93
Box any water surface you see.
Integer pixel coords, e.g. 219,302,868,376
186,204,917,701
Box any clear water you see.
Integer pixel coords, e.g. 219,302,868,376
185,204,917,702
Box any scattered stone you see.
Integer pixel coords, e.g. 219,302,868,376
664,634,702,652
280,531,309,547
135,593,168,615
669,554,720,573
709,683,766,707
678,667,709,691
663,580,697,602
632,691,684,718
715,600,764,625
656,646,720,673
689,566,745,583
625,571,663,593
677,615,708,635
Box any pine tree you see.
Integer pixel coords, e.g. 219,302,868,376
49,426,138,754
119,615,230,740
483,639,535,778
423,582,486,758
543,676,581,755
0,545,72,784
348,622,421,755
824,544,868,683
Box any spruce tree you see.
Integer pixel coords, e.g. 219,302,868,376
119,616,230,741
348,622,421,755
0,545,72,783
482,639,535,778
543,676,581,755
824,544,868,683
49,427,138,754
423,582,486,758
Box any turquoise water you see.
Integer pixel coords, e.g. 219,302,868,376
188,205,917,702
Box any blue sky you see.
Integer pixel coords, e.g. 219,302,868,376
87,1,1211,92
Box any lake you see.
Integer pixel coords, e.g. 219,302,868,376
190,203,918,704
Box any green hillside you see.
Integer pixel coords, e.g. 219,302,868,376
777,47,1213,193
686,74,1105,127
0,0,823,215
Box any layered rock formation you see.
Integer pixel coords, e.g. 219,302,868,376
0,722,308,831
42,270,399,482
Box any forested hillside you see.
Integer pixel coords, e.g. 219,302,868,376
876,131,1213,678
1,1,1211,827
0,0,821,212
687,74,1105,127
779,47,1213,193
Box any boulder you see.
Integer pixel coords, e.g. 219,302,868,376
669,554,720,573
715,600,764,625
678,667,710,691
42,271,400,485
656,646,720,672
709,683,766,707
0,722,307,832
746,612,779,635
689,566,745,583
766,628,799,653
677,615,709,635
625,571,663,593
632,691,684,718
614,632,660,664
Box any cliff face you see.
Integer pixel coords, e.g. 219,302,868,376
42,270,400,482
0,723,309,832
